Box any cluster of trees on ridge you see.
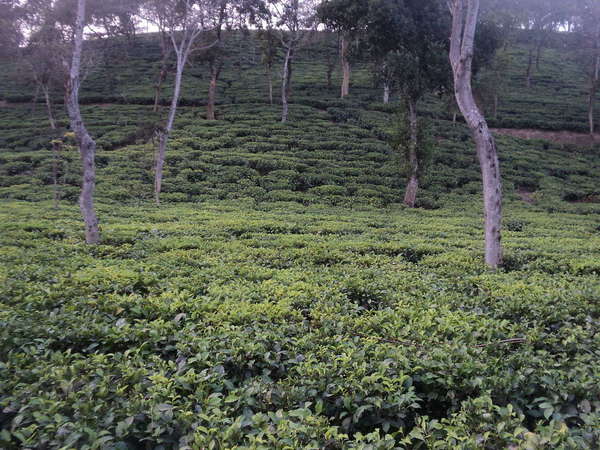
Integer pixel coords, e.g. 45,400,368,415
1,0,599,269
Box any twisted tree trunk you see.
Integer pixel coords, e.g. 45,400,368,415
450,0,503,269
66,0,100,244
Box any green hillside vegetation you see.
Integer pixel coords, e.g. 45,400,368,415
1,30,599,448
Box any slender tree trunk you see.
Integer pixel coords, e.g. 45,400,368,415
340,35,350,98
266,63,273,105
281,46,293,123
453,112,457,124
66,0,100,244
383,83,390,104
526,47,534,88
43,85,57,130
450,0,503,269
31,83,40,115
492,92,498,120
326,56,333,89
403,98,419,207
535,43,543,71
589,53,600,137
153,65,168,112
52,140,61,209
207,63,219,120
155,58,184,204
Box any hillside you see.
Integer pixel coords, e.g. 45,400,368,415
1,31,599,448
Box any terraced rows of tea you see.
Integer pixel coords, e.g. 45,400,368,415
1,30,599,448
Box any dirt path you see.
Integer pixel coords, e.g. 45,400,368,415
492,128,598,147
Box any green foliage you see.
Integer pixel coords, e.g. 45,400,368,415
0,201,599,447
388,108,434,178
0,28,600,448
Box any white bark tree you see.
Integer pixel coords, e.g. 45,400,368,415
273,0,316,123
449,0,503,268
143,0,217,204
65,0,100,244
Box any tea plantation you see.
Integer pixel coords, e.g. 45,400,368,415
1,32,600,448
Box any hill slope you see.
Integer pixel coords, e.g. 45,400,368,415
0,32,599,448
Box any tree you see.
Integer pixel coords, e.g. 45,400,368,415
449,0,503,268
573,0,600,137
318,0,368,98
0,0,24,59
273,0,317,122
363,0,451,207
247,0,280,104
516,0,565,88
143,0,217,204
202,0,230,121
65,0,101,244
22,23,66,130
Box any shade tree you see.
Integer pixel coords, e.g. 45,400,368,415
317,0,368,98
271,0,317,122
449,0,503,268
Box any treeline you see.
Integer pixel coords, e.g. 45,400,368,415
1,0,599,268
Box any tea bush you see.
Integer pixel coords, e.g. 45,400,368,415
0,201,599,448
1,29,600,449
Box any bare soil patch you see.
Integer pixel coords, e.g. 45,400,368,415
492,128,598,147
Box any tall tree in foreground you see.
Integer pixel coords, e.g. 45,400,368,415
144,0,215,204
66,0,100,243
449,0,503,268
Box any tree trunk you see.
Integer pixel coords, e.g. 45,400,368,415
383,83,390,104
207,54,223,120
450,0,503,269
52,140,61,209
207,63,219,120
453,112,457,125
281,46,293,123
403,99,419,208
66,0,100,244
526,47,534,88
340,35,350,98
492,92,498,120
31,83,40,115
153,65,168,112
535,43,543,71
43,85,57,130
155,59,184,204
266,63,273,105
589,53,600,137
